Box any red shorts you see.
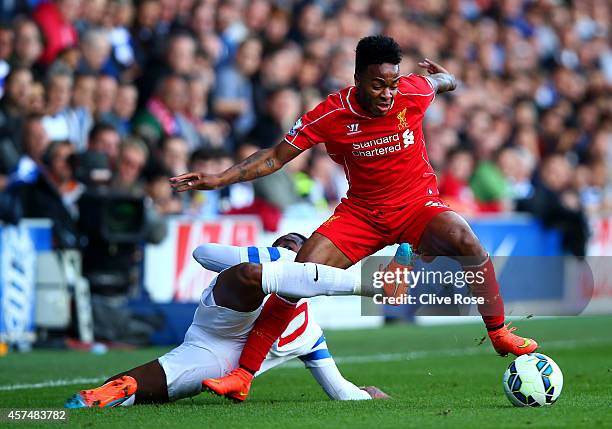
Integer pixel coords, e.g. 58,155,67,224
315,196,452,264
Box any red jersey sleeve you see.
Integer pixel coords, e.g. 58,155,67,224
284,93,343,151
398,74,436,114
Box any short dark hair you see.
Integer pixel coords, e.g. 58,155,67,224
155,74,186,95
190,147,230,164
23,113,44,138
355,35,402,75
272,232,308,248
74,71,97,80
42,140,72,166
88,122,118,142
287,232,308,243
160,135,187,152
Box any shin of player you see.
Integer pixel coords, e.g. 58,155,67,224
464,256,505,331
419,211,538,356
236,246,410,376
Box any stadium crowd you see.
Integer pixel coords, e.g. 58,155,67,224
0,0,610,257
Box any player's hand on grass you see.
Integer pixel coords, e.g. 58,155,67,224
169,172,222,192
361,386,391,400
417,58,450,75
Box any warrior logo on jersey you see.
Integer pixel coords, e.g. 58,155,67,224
346,123,361,135
288,117,303,136
397,108,409,130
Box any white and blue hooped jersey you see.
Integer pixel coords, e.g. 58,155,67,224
192,244,335,370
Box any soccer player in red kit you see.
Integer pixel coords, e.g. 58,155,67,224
170,35,538,401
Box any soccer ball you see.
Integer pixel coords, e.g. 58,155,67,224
502,353,563,407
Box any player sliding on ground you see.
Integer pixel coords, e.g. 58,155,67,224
170,35,538,402
64,233,391,408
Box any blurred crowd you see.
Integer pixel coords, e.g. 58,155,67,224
0,0,610,256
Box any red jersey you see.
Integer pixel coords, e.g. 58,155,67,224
284,74,437,209
32,2,78,65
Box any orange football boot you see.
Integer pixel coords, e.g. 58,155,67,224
65,376,137,408
488,324,538,356
202,367,254,402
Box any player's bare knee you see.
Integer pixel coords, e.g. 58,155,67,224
453,226,486,259
236,262,263,289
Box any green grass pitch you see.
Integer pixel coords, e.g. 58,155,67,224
1,316,611,428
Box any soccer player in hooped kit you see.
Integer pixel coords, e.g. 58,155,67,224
170,35,538,401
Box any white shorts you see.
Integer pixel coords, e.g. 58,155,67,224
158,281,326,401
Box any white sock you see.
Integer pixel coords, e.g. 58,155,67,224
119,394,135,406
261,262,362,298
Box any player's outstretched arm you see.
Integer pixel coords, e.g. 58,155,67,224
417,58,457,94
193,243,243,272
170,140,302,192
308,363,372,400
193,244,293,272
305,356,390,400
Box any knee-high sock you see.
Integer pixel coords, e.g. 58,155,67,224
261,262,362,298
464,257,505,331
239,293,297,373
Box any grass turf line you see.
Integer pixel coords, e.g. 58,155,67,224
1,316,611,428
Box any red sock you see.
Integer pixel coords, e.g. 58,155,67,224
465,257,505,331
239,294,297,373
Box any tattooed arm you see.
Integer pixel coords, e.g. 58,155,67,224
417,58,457,94
170,141,302,192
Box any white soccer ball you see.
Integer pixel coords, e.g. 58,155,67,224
502,353,563,407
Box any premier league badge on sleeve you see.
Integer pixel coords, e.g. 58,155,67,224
288,117,303,136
